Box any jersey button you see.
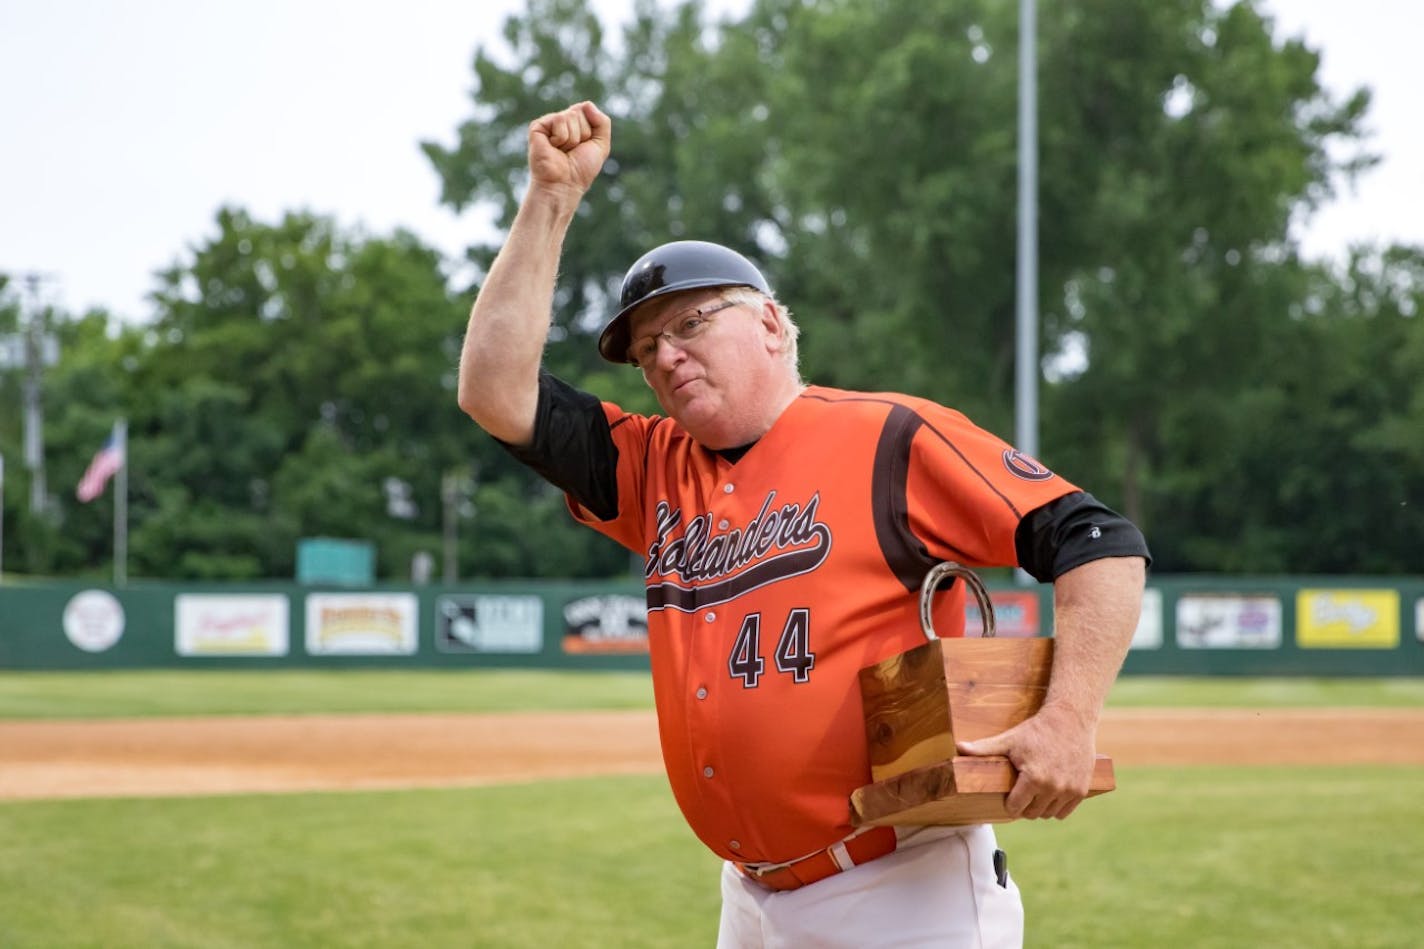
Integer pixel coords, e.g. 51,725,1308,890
705,612,716,623
696,687,708,700
723,483,734,494
718,519,730,530
703,766,715,778
729,840,742,852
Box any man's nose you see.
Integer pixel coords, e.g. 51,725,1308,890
652,334,687,369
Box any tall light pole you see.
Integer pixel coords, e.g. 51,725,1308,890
20,273,58,515
1019,0,1042,584
1014,0,1039,585
442,473,458,584
1015,0,1038,463
441,467,478,584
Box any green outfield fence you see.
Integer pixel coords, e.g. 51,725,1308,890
0,575,1421,674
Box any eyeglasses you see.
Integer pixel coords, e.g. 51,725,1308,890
627,300,738,368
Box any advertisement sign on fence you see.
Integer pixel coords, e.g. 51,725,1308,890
1129,588,1164,649
305,593,418,655
562,594,649,653
1176,594,1282,649
62,590,126,653
435,595,543,654
1296,590,1399,649
175,594,289,656
964,590,1041,638
5,577,1421,674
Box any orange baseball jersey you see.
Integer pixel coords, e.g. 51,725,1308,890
561,385,1081,865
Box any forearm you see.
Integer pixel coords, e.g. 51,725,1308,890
457,187,581,445
1042,556,1147,730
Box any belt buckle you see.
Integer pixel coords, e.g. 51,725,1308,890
737,859,800,892
739,862,769,879
737,860,779,881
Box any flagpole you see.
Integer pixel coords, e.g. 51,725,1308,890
114,419,128,587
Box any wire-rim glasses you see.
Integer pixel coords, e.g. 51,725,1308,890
627,299,738,368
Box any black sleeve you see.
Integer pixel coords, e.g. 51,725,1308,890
1013,491,1152,583
493,370,621,521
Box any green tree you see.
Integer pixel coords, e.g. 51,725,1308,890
21,0,1398,581
433,0,1383,571
129,206,630,580
6,203,641,581
1151,247,1424,573
743,0,1025,424
1034,0,1374,545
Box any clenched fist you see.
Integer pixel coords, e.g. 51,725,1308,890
528,101,612,198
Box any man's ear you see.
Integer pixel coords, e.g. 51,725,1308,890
758,300,781,348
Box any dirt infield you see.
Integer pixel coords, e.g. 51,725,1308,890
2,708,1421,801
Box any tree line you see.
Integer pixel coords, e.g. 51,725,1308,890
1,0,1420,581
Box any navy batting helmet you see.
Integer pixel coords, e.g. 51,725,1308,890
598,240,772,364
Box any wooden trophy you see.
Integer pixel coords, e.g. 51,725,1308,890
850,562,1115,827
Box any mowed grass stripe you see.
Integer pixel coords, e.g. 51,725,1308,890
0,669,655,719
1,670,1422,720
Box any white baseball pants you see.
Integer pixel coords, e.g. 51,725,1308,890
716,824,1024,948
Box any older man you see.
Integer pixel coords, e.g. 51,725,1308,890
458,100,1149,948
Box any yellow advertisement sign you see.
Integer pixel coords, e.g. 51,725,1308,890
1296,590,1399,649
304,593,418,655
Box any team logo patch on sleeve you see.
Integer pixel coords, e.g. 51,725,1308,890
1002,449,1055,481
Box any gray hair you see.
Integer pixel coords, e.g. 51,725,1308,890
720,286,801,378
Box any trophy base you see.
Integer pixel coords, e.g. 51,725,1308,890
850,754,1116,827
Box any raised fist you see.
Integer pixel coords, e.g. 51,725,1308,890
527,101,612,197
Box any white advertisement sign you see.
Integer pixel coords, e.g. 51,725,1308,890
1176,594,1282,649
176,594,289,657
1129,588,1163,650
62,590,125,653
436,595,543,654
305,593,418,655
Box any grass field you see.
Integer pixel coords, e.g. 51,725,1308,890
2,669,1422,719
2,672,1422,948
0,776,721,949
0,669,656,719
2,767,1420,948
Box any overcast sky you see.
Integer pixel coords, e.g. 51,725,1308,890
1,0,1419,322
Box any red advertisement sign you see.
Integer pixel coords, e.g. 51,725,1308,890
965,590,1041,638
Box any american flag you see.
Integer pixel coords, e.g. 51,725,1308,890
76,423,126,503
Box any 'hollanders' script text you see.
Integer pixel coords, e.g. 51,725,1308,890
643,491,832,611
